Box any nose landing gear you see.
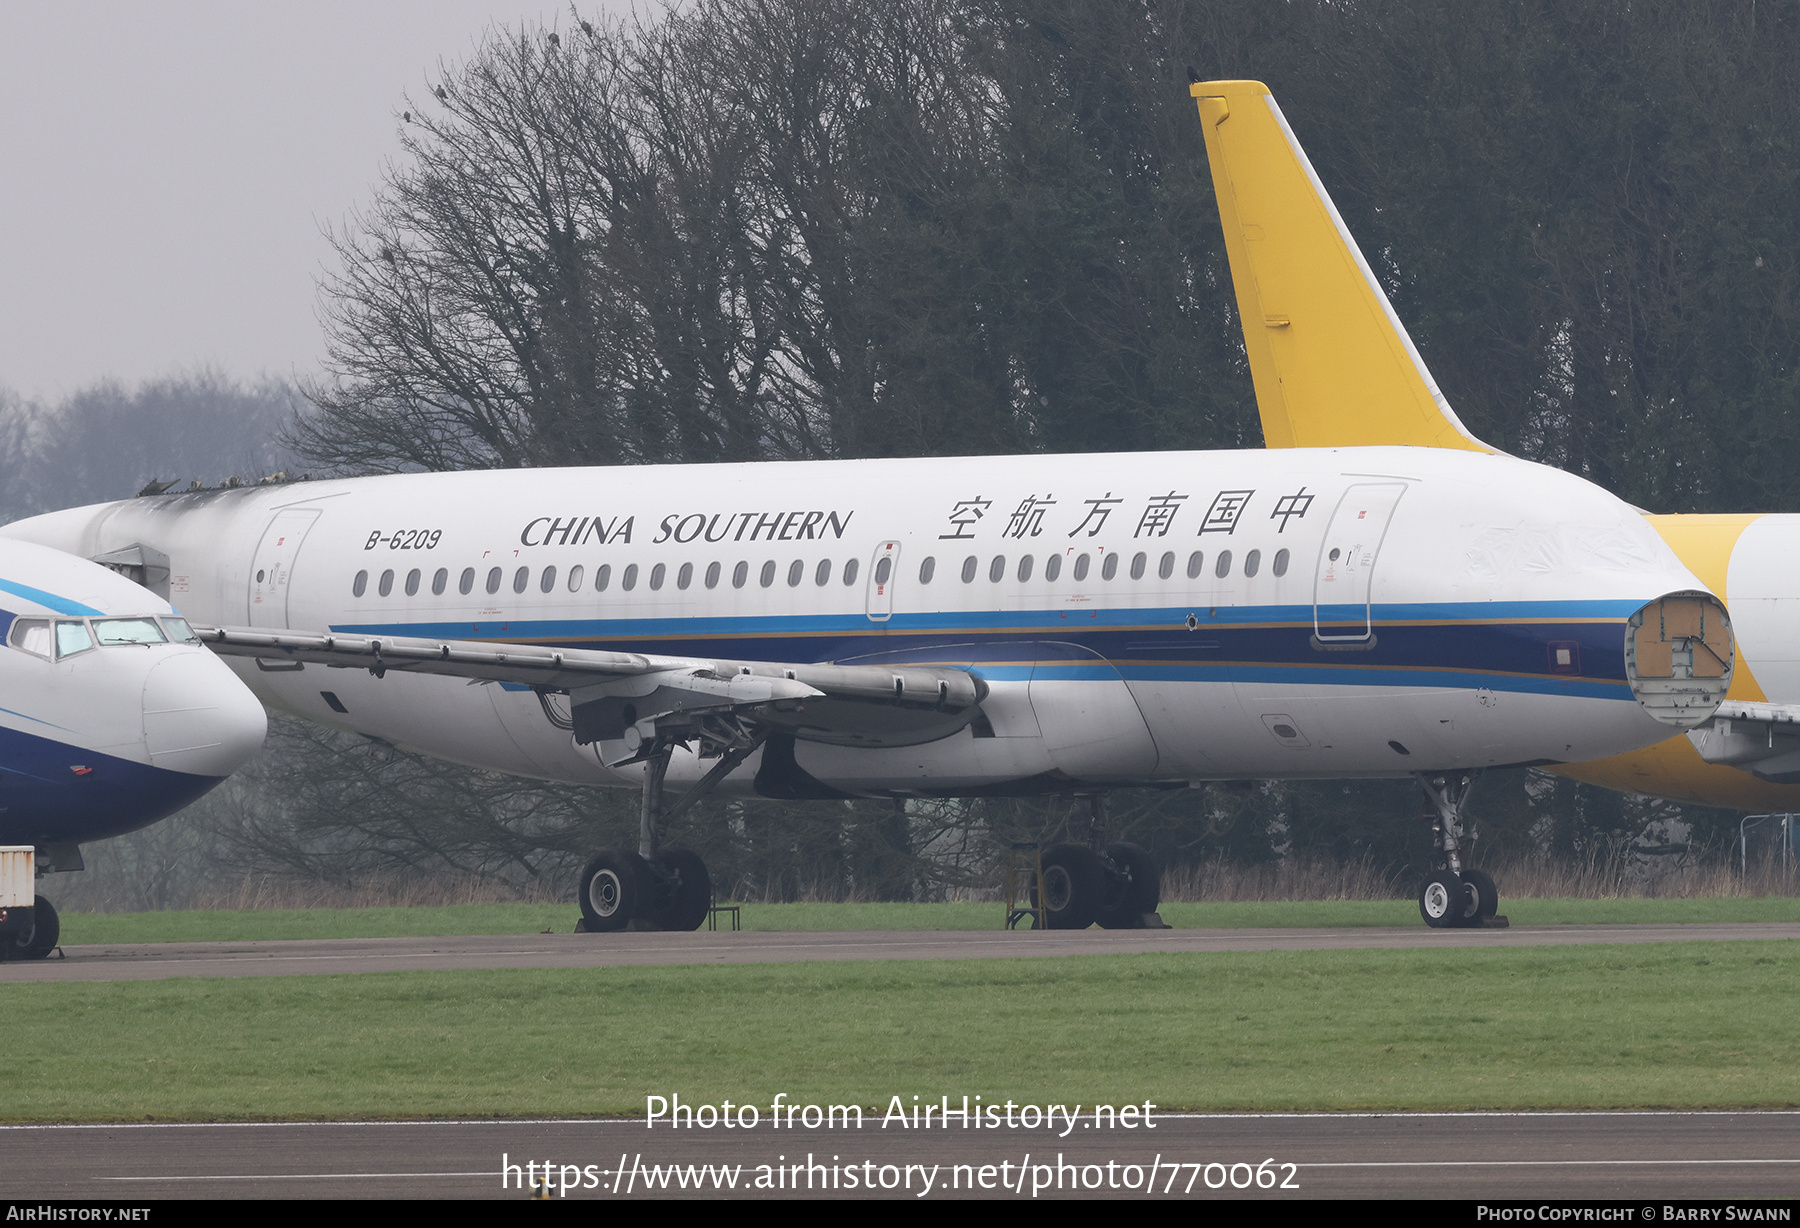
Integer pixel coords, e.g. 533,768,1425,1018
1416,773,1507,929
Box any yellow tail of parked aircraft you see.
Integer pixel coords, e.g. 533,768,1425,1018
1190,78,1798,811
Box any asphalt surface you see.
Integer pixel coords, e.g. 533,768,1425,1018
4,1112,1797,1200
5,922,1799,982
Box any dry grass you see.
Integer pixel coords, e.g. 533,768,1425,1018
176,873,570,912
58,853,1800,914
1159,855,1402,902
1159,849,1800,903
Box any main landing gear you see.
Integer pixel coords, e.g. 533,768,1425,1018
1416,772,1504,929
1033,796,1166,930
578,731,766,933
1,895,60,961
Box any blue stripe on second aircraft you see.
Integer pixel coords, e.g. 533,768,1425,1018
0,578,102,617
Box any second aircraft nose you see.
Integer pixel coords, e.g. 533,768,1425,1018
141,650,268,778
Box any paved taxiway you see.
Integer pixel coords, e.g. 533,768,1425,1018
5,922,1798,983
5,1112,1798,1199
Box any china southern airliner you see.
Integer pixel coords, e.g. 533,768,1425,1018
0,537,266,958
0,82,1735,934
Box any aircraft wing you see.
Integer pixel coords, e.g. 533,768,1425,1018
194,625,988,755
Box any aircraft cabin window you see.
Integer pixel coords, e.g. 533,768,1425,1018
815,559,833,586
1187,551,1204,580
760,561,776,588
874,556,892,585
405,568,421,596
917,557,934,584
486,567,502,595
1101,553,1119,581
459,568,475,595
842,557,859,586
961,556,978,583
732,561,748,589
705,562,721,589
353,570,368,597
1129,552,1147,580
1159,551,1175,580
1244,549,1261,578
1273,548,1290,577
55,621,94,658
567,564,585,591
989,555,1005,583
622,564,639,591
595,564,611,592
432,568,448,596
787,560,804,587
540,565,558,593
9,618,50,658
160,617,201,644
379,569,395,597
1215,550,1233,578
512,566,529,594
649,563,665,591
94,618,166,646
678,562,693,590
1017,555,1033,583
1045,553,1061,581
1073,554,1090,581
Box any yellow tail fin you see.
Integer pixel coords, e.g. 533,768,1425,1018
1190,80,1492,452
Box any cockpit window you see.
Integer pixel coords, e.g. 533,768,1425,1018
9,618,51,659
160,617,202,644
55,621,95,658
93,618,168,646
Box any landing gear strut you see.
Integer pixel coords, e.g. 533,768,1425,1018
1415,772,1504,929
1033,796,1165,930
577,728,764,934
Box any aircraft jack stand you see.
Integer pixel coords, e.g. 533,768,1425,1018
1005,842,1046,929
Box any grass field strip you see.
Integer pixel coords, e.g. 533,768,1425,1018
12,1109,1800,1128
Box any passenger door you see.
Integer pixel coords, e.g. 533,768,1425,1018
1312,483,1406,643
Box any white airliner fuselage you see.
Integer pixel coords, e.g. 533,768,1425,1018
3,446,1725,803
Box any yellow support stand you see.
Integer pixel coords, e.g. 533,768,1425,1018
1005,841,1045,930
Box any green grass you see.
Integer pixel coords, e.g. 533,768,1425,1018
55,895,1800,945
6,943,1800,1121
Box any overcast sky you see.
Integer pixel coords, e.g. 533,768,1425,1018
0,1,634,402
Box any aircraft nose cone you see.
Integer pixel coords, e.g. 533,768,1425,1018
141,650,268,778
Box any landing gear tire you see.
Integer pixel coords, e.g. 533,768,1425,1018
647,847,712,932
1419,872,1465,929
578,850,648,933
1097,842,1160,929
1037,843,1105,930
1459,867,1499,925
5,896,58,961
